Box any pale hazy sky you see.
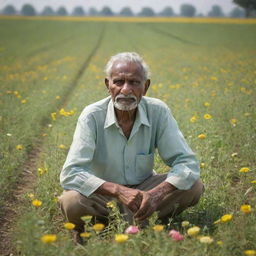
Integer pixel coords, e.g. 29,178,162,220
0,0,238,15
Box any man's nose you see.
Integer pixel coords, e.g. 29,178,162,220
120,82,132,95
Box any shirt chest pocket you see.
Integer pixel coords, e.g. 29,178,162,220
135,153,154,182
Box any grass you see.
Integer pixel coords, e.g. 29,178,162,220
0,17,255,256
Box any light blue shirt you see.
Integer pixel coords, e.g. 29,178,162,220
60,96,200,197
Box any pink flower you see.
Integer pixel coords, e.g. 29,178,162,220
125,225,139,234
169,229,184,241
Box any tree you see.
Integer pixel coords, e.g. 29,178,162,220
100,6,114,16
119,7,134,16
88,7,98,16
229,7,246,17
233,0,256,17
208,5,224,17
41,6,55,16
56,6,68,16
21,4,36,16
180,4,196,17
2,5,16,15
159,7,174,16
138,7,155,16
72,6,85,16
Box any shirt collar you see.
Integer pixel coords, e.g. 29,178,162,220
104,97,150,129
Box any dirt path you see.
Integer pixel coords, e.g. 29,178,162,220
0,26,105,256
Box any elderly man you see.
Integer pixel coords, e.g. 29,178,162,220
59,52,203,241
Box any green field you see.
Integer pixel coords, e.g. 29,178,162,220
0,18,256,256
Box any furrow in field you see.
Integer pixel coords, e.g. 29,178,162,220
0,24,106,255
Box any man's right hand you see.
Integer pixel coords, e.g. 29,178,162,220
95,182,143,213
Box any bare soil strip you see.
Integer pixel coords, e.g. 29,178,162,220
0,26,105,256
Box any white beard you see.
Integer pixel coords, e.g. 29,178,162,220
113,94,138,111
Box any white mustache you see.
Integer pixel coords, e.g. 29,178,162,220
115,94,137,101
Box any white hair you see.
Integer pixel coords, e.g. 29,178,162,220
105,52,150,80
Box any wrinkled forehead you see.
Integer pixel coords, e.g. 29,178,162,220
110,61,144,79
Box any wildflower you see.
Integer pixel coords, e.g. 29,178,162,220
240,204,252,214
230,119,237,126
217,240,223,246
204,114,212,120
125,225,139,234
181,221,190,227
64,222,75,230
153,225,164,232
93,223,105,232
48,124,52,128
199,236,214,244
200,163,205,168
51,112,57,121
198,134,206,139
220,214,233,223
37,167,48,175
106,201,116,209
204,102,210,107
187,226,200,236
41,234,57,243
231,152,238,157
28,193,35,199
169,229,184,241
58,144,66,149
251,180,256,184
81,215,92,222
239,167,250,173
6,133,12,136
16,144,23,150
244,250,256,256
21,99,27,104
80,232,91,238
115,234,129,243
190,115,197,123
32,199,42,207
55,95,60,100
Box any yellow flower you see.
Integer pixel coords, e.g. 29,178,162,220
81,215,92,222
28,193,35,199
198,134,206,139
187,226,200,236
240,204,252,214
217,240,223,246
37,167,48,175
80,232,91,238
21,99,27,104
190,115,197,123
204,102,210,107
251,180,256,184
204,114,212,120
153,225,164,232
93,223,105,232
32,199,42,207
220,214,233,223
16,144,23,150
200,162,205,168
239,167,250,173
55,95,60,100
115,234,129,243
51,112,57,121
58,144,66,149
199,236,214,244
181,221,190,227
230,118,237,126
106,201,116,209
244,250,256,256
64,222,75,230
41,234,57,243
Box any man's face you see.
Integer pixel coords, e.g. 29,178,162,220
105,61,150,111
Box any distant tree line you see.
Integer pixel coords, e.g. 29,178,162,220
0,3,252,18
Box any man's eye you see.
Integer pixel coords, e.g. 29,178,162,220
131,81,140,86
114,80,123,85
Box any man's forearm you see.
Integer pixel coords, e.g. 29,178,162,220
148,181,176,200
95,181,121,197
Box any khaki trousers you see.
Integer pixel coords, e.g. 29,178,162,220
59,174,204,232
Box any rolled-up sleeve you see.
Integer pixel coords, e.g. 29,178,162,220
157,105,200,190
60,112,105,197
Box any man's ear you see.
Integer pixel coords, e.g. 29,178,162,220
143,79,151,95
105,78,110,93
